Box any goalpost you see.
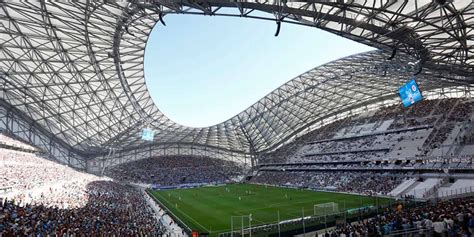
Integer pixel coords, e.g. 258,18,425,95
230,214,252,237
314,202,339,216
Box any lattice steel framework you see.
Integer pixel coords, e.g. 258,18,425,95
0,1,473,166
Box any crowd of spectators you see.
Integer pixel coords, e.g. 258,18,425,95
325,196,474,236
1,147,166,235
2,97,474,235
260,157,474,173
370,98,450,122
305,136,379,153
433,98,458,116
423,123,456,154
1,148,89,192
289,128,423,163
250,171,403,195
298,133,403,162
1,181,165,235
106,155,243,185
368,104,399,122
419,99,473,154
385,99,469,153
262,118,352,163
449,101,473,122
264,98,474,165
296,152,386,163
407,100,437,118
367,100,438,127
388,117,437,130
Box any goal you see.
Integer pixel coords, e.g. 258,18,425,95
314,202,339,216
229,215,252,237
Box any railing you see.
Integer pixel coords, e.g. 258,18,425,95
307,125,432,145
422,116,445,154
446,125,464,156
0,143,38,153
0,186,13,194
260,165,473,173
218,199,422,237
304,148,390,157
422,177,448,199
409,187,430,199
260,154,474,167
453,120,474,156
385,228,430,236
389,179,416,197
438,186,474,199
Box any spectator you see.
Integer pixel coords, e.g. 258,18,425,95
325,197,474,236
106,155,243,186
0,148,166,235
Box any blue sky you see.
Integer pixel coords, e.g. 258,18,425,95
144,13,373,127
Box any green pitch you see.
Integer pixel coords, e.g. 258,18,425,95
149,184,391,236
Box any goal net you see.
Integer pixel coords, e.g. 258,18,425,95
314,202,339,216
229,215,252,237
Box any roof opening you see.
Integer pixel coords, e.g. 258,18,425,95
144,13,373,128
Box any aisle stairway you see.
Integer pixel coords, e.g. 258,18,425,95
388,178,417,197
404,178,441,198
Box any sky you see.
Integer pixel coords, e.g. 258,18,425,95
144,13,374,128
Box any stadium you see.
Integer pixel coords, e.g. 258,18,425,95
0,1,473,236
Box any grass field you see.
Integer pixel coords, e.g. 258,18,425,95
150,184,392,236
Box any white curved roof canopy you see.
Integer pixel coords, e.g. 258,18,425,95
0,1,472,159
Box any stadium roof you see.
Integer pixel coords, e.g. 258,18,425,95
0,1,473,160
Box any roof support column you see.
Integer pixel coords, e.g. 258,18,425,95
238,124,258,168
